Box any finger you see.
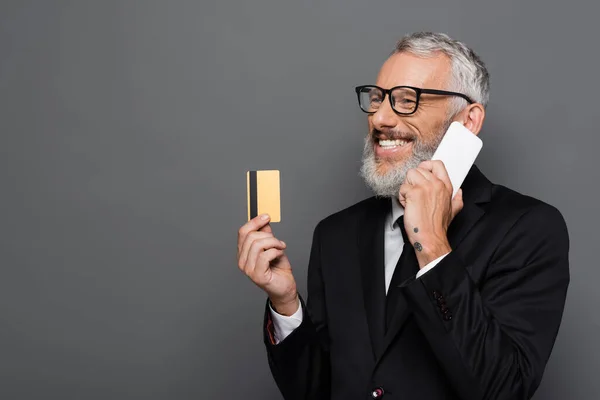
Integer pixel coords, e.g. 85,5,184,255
240,230,273,258
415,167,435,181
399,182,411,199
238,231,274,270
418,159,434,172
246,237,287,277
254,248,286,280
238,214,271,244
246,237,287,275
406,168,428,186
419,159,448,179
451,188,464,218
428,160,453,190
238,214,271,256
259,223,272,234
417,167,451,194
397,185,407,207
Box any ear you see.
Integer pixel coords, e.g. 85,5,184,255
456,103,485,135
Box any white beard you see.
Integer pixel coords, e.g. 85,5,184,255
359,122,450,198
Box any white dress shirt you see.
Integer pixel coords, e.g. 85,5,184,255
269,198,449,344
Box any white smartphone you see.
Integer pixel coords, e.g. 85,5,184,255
431,121,483,198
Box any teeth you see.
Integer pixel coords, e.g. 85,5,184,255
379,139,408,147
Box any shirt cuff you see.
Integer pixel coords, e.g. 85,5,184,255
269,300,303,344
416,252,450,279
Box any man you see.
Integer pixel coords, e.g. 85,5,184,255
237,32,569,400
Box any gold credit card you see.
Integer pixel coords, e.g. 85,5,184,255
247,170,281,222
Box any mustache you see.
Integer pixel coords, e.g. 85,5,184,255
370,128,416,142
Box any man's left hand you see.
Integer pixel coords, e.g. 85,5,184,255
398,160,464,268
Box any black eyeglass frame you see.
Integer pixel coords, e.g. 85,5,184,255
354,85,474,115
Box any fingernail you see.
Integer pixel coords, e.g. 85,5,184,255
260,214,269,220
280,241,286,246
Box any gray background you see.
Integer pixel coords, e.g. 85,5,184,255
0,0,597,399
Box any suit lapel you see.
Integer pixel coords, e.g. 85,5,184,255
358,196,390,359
376,165,492,360
447,165,490,249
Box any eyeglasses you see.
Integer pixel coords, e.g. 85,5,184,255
355,85,474,115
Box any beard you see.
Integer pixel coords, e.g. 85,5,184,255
359,119,452,198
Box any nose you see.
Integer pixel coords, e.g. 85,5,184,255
370,94,398,133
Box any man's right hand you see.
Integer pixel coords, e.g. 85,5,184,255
237,214,299,316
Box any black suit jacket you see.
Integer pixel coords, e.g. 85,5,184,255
263,166,569,400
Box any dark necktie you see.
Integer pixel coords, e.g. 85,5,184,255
385,215,417,331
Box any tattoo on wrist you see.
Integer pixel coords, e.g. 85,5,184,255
414,242,423,252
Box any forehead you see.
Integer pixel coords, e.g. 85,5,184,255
375,51,452,89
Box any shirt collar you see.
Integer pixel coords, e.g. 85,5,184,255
389,197,405,231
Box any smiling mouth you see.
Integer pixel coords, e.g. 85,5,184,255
372,136,415,161
377,138,412,148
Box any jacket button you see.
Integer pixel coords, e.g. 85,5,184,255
371,387,384,398
443,314,453,321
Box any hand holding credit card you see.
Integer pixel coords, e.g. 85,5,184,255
240,169,298,316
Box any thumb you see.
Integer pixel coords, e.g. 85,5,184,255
451,189,464,218
259,223,273,234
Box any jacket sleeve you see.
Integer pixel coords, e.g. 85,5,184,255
400,203,570,400
263,221,331,400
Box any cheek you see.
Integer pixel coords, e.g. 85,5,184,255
428,119,450,142
367,118,375,132
410,118,443,144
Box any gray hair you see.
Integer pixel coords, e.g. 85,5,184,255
393,32,490,115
